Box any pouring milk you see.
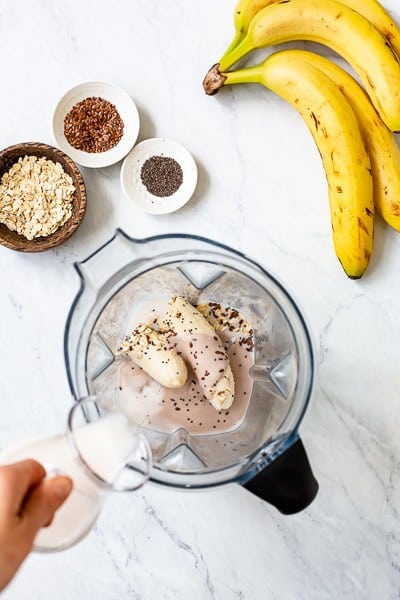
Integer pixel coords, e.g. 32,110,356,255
0,411,147,551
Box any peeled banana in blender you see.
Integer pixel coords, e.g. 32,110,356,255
163,296,235,410
118,324,188,389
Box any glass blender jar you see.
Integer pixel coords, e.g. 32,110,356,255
64,231,318,514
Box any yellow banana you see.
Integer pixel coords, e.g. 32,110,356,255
288,50,400,232
215,51,374,278
223,0,272,57
215,0,400,132
222,0,400,61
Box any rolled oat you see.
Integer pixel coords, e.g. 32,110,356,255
0,155,75,240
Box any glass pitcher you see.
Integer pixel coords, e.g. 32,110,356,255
0,397,151,552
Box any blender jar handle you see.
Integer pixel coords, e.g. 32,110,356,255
75,229,137,290
243,438,318,514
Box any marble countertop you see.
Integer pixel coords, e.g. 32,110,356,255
1,0,400,598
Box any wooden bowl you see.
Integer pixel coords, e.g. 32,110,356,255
0,142,87,252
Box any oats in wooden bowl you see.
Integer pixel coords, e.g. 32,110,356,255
0,142,87,252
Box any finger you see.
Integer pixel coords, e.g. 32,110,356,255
0,460,46,515
21,476,73,538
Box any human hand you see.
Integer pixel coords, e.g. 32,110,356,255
0,459,72,591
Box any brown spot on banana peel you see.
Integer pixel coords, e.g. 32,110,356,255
366,207,373,218
384,34,395,47
391,203,400,216
358,217,370,235
203,64,227,95
365,74,376,90
329,151,340,176
310,111,319,130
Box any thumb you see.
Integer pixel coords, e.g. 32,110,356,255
22,476,73,537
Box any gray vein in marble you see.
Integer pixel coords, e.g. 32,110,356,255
8,294,22,319
143,496,216,600
267,510,333,598
318,295,365,365
171,0,185,19
118,529,138,570
248,216,328,274
321,386,398,500
93,525,143,599
187,511,216,600
231,584,278,600
319,388,400,581
48,0,77,54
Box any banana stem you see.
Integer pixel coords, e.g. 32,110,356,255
203,63,262,95
224,65,263,86
219,39,250,72
220,30,244,66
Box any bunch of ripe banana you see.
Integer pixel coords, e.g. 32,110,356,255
203,0,400,279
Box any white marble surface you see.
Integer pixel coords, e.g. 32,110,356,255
0,0,400,598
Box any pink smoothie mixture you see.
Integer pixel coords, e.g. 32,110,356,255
118,300,254,436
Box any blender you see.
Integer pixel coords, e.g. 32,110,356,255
64,230,318,514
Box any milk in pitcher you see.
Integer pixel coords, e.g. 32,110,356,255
0,412,140,550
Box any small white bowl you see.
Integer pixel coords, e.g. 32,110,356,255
53,82,140,168
120,138,198,215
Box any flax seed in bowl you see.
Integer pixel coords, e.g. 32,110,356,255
53,82,140,168
0,142,87,252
